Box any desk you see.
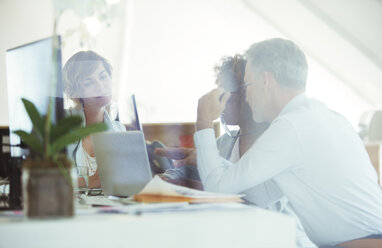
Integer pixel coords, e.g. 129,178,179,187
0,206,295,248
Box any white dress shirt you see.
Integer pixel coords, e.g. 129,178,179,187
223,135,315,247
194,93,382,246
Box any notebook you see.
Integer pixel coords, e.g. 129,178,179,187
92,95,153,197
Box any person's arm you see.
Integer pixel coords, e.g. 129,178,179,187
154,147,196,167
195,119,303,194
77,177,87,188
196,88,230,131
88,170,101,188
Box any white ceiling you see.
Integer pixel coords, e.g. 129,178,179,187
244,0,382,105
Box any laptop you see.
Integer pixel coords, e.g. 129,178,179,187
92,94,153,197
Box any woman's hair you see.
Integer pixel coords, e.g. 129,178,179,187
63,50,112,108
214,54,246,92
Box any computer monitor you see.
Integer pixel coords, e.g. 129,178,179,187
5,36,64,157
124,94,142,131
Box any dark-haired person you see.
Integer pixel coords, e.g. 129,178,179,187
195,38,382,247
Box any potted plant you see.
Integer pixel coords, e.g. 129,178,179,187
15,98,107,218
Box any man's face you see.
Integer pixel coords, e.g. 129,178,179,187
244,62,268,123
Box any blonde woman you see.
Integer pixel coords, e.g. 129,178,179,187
63,51,126,189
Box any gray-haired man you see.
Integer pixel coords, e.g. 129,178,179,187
195,38,382,247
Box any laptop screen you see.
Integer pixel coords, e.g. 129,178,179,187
124,94,142,131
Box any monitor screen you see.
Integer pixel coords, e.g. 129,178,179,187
5,36,64,157
124,94,142,131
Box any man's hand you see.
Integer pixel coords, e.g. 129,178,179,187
196,88,230,131
154,147,196,167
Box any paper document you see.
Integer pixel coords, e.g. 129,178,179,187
134,175,244,203
77,195,127,206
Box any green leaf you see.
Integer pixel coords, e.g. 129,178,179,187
13,130,44,155
50,115,83,141
53,156,72,187
21,98,44,137
49,123,107,155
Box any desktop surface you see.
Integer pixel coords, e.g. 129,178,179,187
0,198,296,248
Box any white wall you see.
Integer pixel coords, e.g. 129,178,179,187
0,0,55,126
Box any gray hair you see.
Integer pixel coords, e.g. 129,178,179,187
245,38,308,89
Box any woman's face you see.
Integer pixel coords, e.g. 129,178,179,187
80,63,112,110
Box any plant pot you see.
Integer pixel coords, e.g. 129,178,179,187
23,167,74,218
